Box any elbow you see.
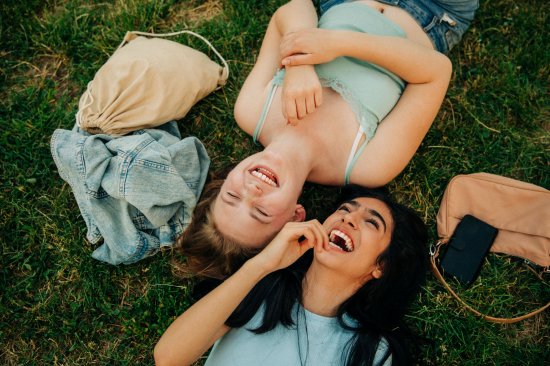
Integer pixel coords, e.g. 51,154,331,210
272,3,286,28
363,175,395,189
272,0,300,30
234,94,251,132
355,172,396,189
425,53,452,91
233,94,244,126
154,343,188,366
439,54,453,83
153,343,171,366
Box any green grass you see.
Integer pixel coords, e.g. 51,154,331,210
1,0,548,364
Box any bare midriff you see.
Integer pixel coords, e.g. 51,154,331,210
358,0,434,49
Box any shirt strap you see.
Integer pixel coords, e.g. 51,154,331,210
253,82,279,145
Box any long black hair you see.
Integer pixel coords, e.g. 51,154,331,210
224,185,428,366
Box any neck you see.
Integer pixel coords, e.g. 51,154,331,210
301,262,366,317
263,129,317,183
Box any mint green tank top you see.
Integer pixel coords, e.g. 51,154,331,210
253,2,406,184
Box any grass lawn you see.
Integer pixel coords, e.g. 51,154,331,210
1,0,548,364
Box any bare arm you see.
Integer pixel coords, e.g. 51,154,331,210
234,0,320,131
154,220,327,366
342,32,452,185
274,0,317,36
280,29,451,85
280,29,452,186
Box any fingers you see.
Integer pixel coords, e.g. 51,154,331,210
282,90,308,125
285,97,315,125
281,64,322,125
282,86,321,124
281,54,311,67
306,93,316,115
284,97,298,125
314,87,323,108
259,220,327,271
290,220,327,250
296,97,307,120
279,32,300,60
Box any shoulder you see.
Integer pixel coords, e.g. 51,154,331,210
234,79,274,136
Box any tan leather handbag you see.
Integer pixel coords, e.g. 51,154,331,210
77,30,229,135
431,173,550,323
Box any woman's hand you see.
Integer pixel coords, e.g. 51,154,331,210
282,65,323,125
155,221,328,366
252,219,328,273
280,28,340,67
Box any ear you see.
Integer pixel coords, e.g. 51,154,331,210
291,204,306,222
372,267,383,279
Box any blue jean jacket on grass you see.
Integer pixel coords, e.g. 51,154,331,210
51,121,210,265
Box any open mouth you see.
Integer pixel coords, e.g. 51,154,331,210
329,230,354,252
250,167,278,187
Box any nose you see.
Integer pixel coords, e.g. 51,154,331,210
342,212,358,229
245,180,262,197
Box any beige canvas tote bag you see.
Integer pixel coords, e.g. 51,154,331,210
77,30,229,135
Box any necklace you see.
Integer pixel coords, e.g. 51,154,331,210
296,304,309,366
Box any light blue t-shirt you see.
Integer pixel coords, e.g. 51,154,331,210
205,303,392,365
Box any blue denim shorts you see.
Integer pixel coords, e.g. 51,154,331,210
319,0,479,54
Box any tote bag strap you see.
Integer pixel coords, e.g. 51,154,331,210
119,30,230,87
430,241,550,324
76,29,230,129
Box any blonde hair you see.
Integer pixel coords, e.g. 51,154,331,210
172,175,259,279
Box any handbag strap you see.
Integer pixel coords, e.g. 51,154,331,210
430,241,550,324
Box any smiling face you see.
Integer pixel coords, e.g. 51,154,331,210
316,197,394,283
212,151,306,248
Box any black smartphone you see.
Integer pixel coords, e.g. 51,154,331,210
440,215,498,286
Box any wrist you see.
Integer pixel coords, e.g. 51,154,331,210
242,256,273,280
286,64,314,72
332,30,358,59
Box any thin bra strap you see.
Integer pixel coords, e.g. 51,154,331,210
344,126,366,184
253,82,279,145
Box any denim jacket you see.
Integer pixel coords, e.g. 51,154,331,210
51,121,210,265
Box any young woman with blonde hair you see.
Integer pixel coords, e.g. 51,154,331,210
175,0,477,279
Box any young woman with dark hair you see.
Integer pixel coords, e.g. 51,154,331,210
157,186,428,365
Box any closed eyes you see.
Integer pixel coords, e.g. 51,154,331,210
256,207,270,217
338,203,381,230
365,218,380,229
227,192,239,199
227,191,270,218
338,204,351,212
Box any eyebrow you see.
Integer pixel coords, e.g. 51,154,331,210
368,209,387,233
221,193,270,225
345,200,388,232
250,211,270,224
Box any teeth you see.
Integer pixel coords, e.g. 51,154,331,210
329,242,345,251
251,168,277,187
329,229,354,252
